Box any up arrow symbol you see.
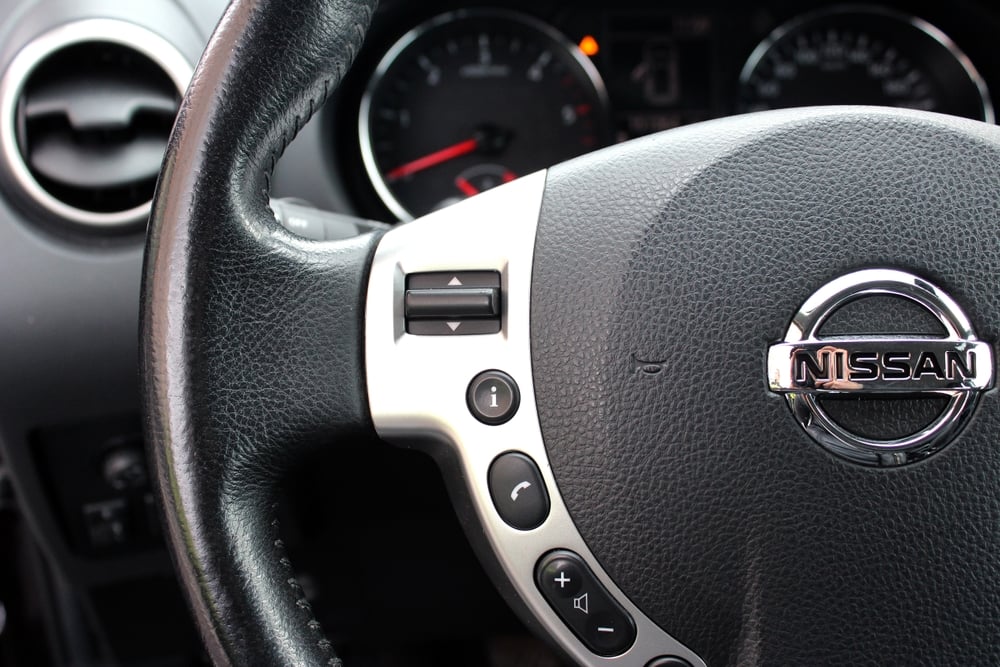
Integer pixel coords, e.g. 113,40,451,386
447,276,463,286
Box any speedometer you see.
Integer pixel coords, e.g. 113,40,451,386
740,8,993,122
359,10,610,220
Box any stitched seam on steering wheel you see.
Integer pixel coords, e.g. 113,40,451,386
259,4,373,209
259,58,345,205
250,5,375,664
251,5,374,663
271,509,344,667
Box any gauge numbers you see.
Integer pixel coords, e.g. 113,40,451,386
740,8,993,122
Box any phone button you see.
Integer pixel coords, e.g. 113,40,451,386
488,452,549,530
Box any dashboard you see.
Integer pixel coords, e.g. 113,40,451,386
327,0,1000,222
0,0,998,666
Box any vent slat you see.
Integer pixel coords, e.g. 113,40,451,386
25,76,178,131
29,131,167,189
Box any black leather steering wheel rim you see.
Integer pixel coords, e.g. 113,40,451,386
141,0,381,664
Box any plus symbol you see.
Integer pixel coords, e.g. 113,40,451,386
554,572,571,589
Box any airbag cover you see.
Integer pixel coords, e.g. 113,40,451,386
531,108,1000,666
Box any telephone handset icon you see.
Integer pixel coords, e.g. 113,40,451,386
510,481,532,501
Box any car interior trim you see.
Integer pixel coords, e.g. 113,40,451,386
0,18,193,229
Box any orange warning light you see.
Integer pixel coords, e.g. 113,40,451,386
578,35,600,57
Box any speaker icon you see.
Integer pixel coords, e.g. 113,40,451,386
572,592,589,615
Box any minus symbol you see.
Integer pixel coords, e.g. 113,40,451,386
597,626,615,633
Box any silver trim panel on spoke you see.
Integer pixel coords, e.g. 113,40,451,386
366,171,704,667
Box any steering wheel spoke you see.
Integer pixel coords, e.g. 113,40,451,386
365,171,704,666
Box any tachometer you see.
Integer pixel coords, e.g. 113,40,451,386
740,8,993,122
360,10,610,220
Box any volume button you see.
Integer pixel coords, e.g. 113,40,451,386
535,550,637,657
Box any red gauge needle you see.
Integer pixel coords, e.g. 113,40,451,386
455,176,479,197
455,169,518,198
385,138,478,182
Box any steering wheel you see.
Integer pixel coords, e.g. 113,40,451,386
140,0,1000,665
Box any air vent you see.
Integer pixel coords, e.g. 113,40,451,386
0,20,192,229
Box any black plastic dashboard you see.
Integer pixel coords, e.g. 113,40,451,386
0,0,999,665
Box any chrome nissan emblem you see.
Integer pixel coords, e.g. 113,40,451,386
767,269,993,466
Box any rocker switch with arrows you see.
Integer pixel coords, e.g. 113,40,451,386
404,271,502,335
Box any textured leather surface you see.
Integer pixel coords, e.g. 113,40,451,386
140,1,380,665
532,108,1000,666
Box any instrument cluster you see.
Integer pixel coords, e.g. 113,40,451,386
334,1,999,221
